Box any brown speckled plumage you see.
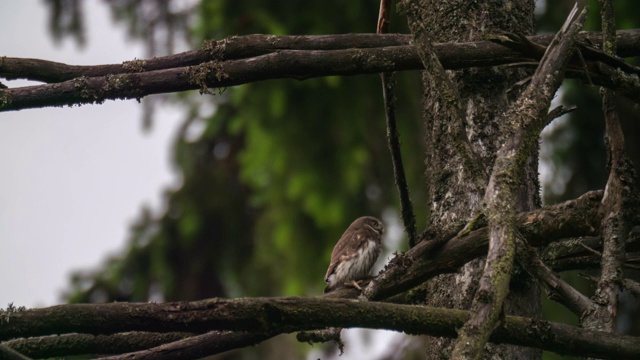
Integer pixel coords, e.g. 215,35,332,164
324,216,384,293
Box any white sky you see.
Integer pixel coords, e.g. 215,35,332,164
0,1,183,307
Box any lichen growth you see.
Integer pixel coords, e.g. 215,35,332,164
102,74,132,93
0,303,26,325
73,76,93,100
202,37,229,60
187,61,227,95
123,58,147,73
0,89,11,109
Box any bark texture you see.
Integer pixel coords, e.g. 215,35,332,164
399,1,540,358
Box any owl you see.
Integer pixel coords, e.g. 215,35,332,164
324,216,384,293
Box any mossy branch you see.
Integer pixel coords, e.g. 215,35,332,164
451,5,587,358
2,297,640,359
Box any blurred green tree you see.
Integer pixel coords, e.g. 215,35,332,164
62,0,426,307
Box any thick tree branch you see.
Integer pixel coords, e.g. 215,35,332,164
1,332,191,359
623,278,640,298
3,31,640,112
3,31,640,84
2,297,640,359
0,345,30,360
364,190,602,300
0,34,413,83
591,0,626,332
452,7,587,358
581,0,640,333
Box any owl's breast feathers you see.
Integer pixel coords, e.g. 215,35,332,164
324,219,383,293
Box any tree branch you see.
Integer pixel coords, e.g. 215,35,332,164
452,6,587,357
3,31,640,84
1,332,192,359
377,1,417,249
516,237,593,317
0,345,31,360
97,331,273,360
0,34,414,83
2,297,640,359
3,31,640,112
364,190,603,301
579,0,637,334
623,278,640,299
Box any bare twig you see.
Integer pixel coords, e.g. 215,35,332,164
516,237,592,317
545,105,577,127
377,0,418,248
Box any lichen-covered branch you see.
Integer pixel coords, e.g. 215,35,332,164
451,6,587,358
545,227,640,273
3,31,640,84
2,297,640,359
581,0,640,333
97,331,273,360
364,190,602,301
2,332,191,359
2,31,640,112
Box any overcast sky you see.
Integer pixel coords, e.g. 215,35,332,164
0,1,183,307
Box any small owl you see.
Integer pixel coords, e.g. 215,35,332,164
324,216,384,293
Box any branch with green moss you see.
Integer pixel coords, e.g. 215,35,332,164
97,331,273,360
363,190,604,301
451,6,587,358
578,0,640,333
1,297,640,359
2,332,192,359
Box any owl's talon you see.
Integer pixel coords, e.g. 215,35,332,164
345,280,363,290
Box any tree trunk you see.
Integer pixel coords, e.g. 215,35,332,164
402,1,541,358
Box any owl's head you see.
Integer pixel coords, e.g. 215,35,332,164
358,216,384,236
